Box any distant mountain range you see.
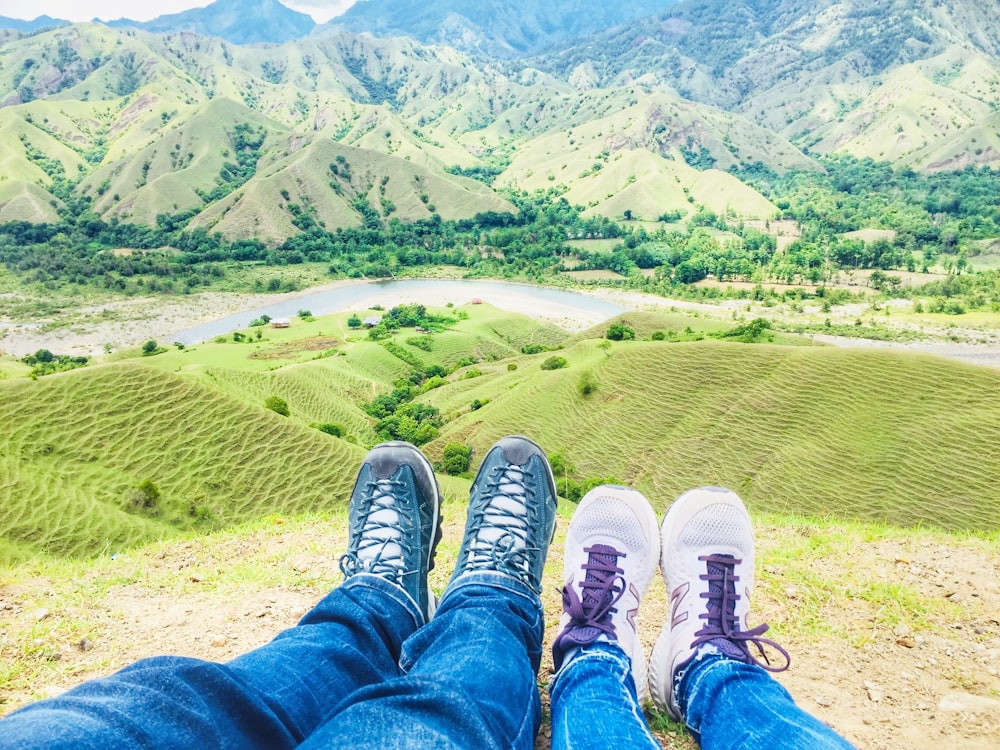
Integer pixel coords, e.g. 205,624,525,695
105,0,316,45
327,0,680,56
0,15,68,32
0,0,997,240
0,0,679,50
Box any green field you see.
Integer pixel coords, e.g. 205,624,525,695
3,301,1000,565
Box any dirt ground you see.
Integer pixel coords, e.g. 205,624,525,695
2,514,997,749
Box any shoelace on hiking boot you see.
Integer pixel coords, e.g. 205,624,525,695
552,544,627,669
464,465,539,586
692,553,790,672
339,479,415,582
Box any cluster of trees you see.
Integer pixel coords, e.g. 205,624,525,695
3,155,1000,312
20,349,89,377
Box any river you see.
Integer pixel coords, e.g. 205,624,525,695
169,279,628,346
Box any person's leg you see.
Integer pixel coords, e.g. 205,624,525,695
0,442,442,750
549,486,661,750
300,435,558,750
677,650,855,749
648,487,855,750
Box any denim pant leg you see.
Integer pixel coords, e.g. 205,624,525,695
0,575,420,750
550,643,660,750
299,571,545,750
679,653,856,750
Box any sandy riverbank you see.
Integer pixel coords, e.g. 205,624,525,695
3,280,1000,369
0,279,619,358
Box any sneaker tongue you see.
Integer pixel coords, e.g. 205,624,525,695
584,544,619,604
704,554,736,627
559,624,603,648
478,470,527,546
707,636,747,660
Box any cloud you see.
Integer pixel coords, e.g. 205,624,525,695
285,1,360,23
0,1,360,24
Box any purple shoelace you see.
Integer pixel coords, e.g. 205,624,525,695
552,543,626,670
693,553,790,672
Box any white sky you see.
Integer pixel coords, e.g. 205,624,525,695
0,0,360,23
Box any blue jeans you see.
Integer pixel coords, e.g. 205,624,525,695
550,645,854,750
1,576,852,750
550,643,660,750
677,651,856,749
0,572,544,750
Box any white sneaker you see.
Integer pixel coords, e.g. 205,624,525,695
552,485,660,701
648,487,789,721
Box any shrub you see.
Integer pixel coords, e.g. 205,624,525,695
132,479,160,512
507,362,518,371
441,442,472,475
347,314,362,328
314,423,344,437
470,398,490,411
651,330,666,341
521,343,546,355
142,339,160,355
578,370,598,397
541,356,568,370
719,318,772,343
405,336,433,351
265,396,290,416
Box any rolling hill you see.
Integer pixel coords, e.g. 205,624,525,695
533,0,1000,170
3,303,1000,564
0,0,998,235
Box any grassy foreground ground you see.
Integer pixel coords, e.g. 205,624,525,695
1,499,998,750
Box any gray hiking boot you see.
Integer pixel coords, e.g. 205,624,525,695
450,435,557,593
339,441,442,621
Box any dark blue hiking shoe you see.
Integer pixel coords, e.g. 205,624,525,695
339,442,442,621
449,435,557,594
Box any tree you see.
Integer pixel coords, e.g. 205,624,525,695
265,396,290,416
142,339,159,355
441,443,472,475
606,323,635,341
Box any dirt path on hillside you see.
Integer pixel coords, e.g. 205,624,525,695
2,513,997,748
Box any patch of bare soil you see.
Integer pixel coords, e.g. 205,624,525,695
2,514,997,749
248,337,340,360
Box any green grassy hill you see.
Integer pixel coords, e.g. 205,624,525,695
0,362,364,563
424,339,1000,530
5,13,1000,232
3,303,1000,565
